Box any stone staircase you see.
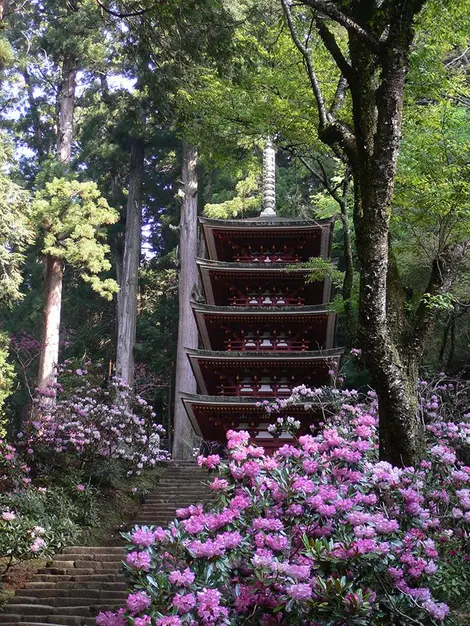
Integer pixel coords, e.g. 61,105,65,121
0,461,210,626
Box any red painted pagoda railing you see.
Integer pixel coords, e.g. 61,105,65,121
216,383,294,397
231,244,302,264
234,254,300,263
225,338,308,352
229,295,305,306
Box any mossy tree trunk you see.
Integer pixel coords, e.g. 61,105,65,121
282,0,457,465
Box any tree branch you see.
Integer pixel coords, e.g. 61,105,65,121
93,0,154,18
315,19,352,80
302,0,380,51
281,0,329,128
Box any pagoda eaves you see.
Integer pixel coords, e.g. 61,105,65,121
200,216,334,262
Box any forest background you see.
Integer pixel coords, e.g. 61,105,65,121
0,0,469,460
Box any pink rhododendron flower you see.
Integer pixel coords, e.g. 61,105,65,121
126,591,151,614
96,609,126,626
197,454,221,469
172,592,196,613
156,618,182,626
30,537,46,553
168,568,195,586
126,550,151,571
130,528,155,547
287,583,312,601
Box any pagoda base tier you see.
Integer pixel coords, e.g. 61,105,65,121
181,392,328,442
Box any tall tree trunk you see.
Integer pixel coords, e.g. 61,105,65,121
350,29,426,466
57,53,76,164
37,257,63,390
116,138,145,387
37,52,76,391
172,143,199,460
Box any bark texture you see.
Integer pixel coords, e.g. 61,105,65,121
37,257,63,390
172,144,199,460
116,138,145,387
57,53,76,164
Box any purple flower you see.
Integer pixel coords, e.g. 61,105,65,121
168,568,195,587
172,592,196,613
126,551,151,571
287,583,312,601
130,528,155,548
126,591,151,615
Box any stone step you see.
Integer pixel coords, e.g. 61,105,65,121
25,581,127,591
32,574,121,583
38,566,121,576
0,616,77,626
61,547,124,555
1,604,54,616
46,560,121,570
2,603,119,616
14,593,127,605
14,589,126,601
44,615,97,625
53,554,123,563
0,618,95,626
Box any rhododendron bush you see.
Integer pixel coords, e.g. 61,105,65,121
99,391,469,625
21,375,168,478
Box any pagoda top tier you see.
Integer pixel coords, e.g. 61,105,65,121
200,216,334,262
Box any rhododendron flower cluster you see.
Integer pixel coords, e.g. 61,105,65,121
21,376,169,474
0,438,31,493
98,393,469,625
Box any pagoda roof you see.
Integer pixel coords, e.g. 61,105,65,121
199,217,334,262
192,301,332,315
186,348,343,395
199,216,334,228
191,302,337,350
197,258,311,271
186,347,342,360
181,392,323,440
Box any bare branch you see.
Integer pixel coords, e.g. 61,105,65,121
302,0,380,51
280,0,329,127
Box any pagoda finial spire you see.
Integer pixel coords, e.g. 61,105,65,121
260,137,276,217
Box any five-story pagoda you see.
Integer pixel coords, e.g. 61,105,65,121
181,141,343,450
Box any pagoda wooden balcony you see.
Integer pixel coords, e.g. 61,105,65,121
215,382,294,397
229,295,306,306
225,338,308,352
234,253,301,263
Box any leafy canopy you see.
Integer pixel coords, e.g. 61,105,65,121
32,178,119,299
